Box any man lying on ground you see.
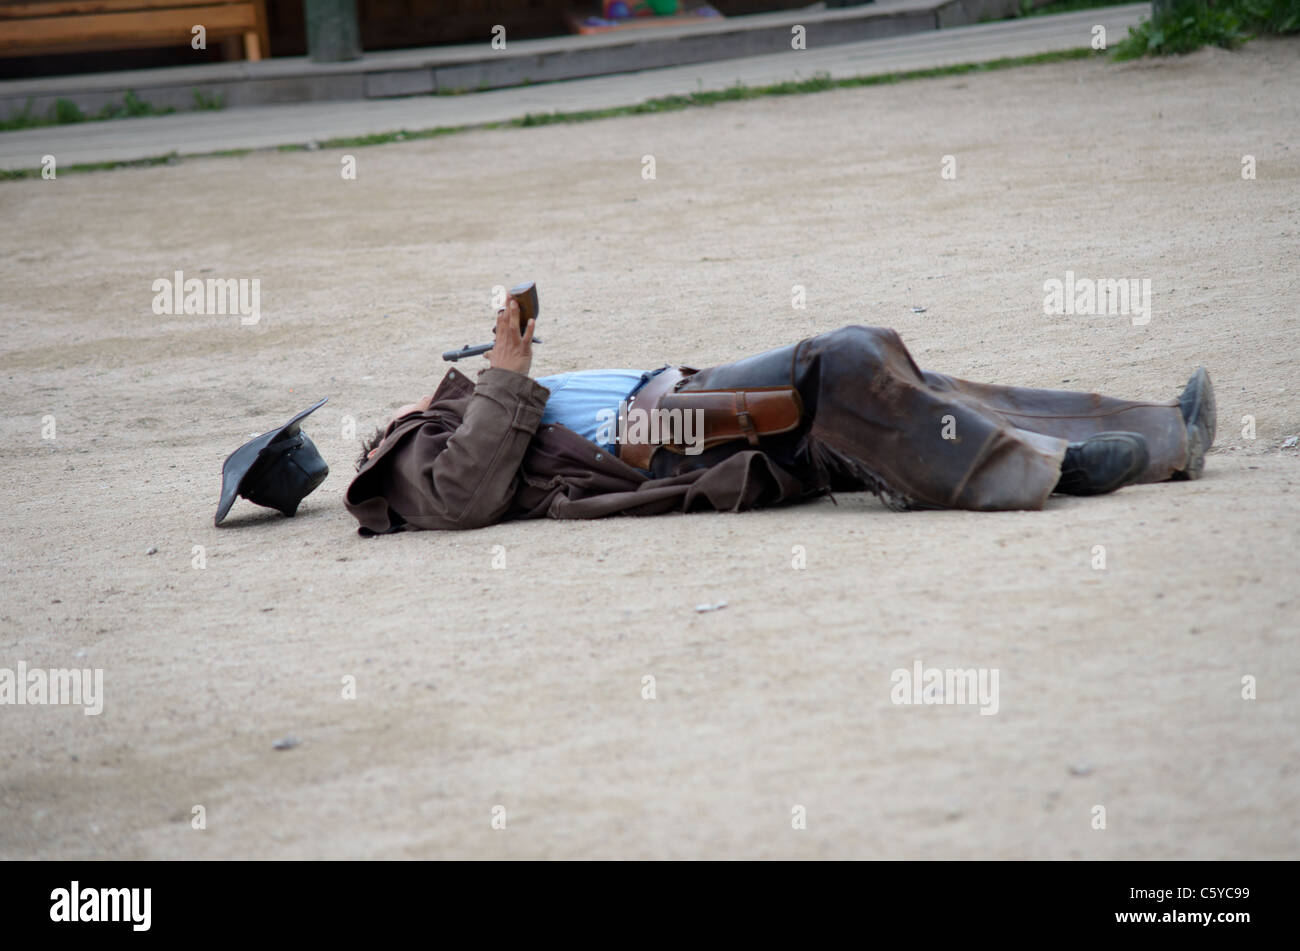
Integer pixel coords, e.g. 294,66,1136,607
344,294,1215,534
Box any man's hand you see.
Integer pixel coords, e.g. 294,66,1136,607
487,297,535,376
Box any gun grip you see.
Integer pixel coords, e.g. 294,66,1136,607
508,281,539,334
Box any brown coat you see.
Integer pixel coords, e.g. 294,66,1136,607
344,366,806,533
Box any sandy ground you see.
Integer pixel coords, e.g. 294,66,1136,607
1,39,1298,860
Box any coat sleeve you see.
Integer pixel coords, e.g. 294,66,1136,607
410,368,550,529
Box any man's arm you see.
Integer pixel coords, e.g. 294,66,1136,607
396,298,545,529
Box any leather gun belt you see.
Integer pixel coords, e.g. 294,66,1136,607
616,367,804,470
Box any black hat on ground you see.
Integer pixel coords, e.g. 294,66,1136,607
215,398,330,526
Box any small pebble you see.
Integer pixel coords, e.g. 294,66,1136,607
272,736,299,751
694,600,728,613
145,546,158,555
1069,763,1093,777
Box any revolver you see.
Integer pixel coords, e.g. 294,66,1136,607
442,281,540,362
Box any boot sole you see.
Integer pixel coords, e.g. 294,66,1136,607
1173,367,1215,480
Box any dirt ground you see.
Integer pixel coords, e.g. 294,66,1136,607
1,39,1297,860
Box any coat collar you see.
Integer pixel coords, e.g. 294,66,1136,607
353,367,474,479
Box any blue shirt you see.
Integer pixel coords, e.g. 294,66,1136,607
535,369,647,452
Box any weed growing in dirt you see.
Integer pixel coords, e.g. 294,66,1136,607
1114,0,1300,59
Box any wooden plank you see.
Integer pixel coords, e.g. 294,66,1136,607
0,0,240,17
248,0,266,59
0,7,256,55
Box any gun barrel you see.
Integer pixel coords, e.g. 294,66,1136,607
442,337,543,362
442,343,494,362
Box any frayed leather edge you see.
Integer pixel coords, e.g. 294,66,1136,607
796,432,921,512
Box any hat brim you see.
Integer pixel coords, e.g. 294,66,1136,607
215,397,328,525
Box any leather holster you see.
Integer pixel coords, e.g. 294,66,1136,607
616,364,805,470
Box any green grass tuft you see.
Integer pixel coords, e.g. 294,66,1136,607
193,89,226,111
0,151,180,180
1114,0,1300,59
0,87,229,131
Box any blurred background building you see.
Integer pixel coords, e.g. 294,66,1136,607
0,0,822,78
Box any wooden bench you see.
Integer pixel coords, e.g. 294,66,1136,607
0,0,270,61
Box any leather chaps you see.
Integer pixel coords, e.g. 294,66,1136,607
624,326,1189,511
